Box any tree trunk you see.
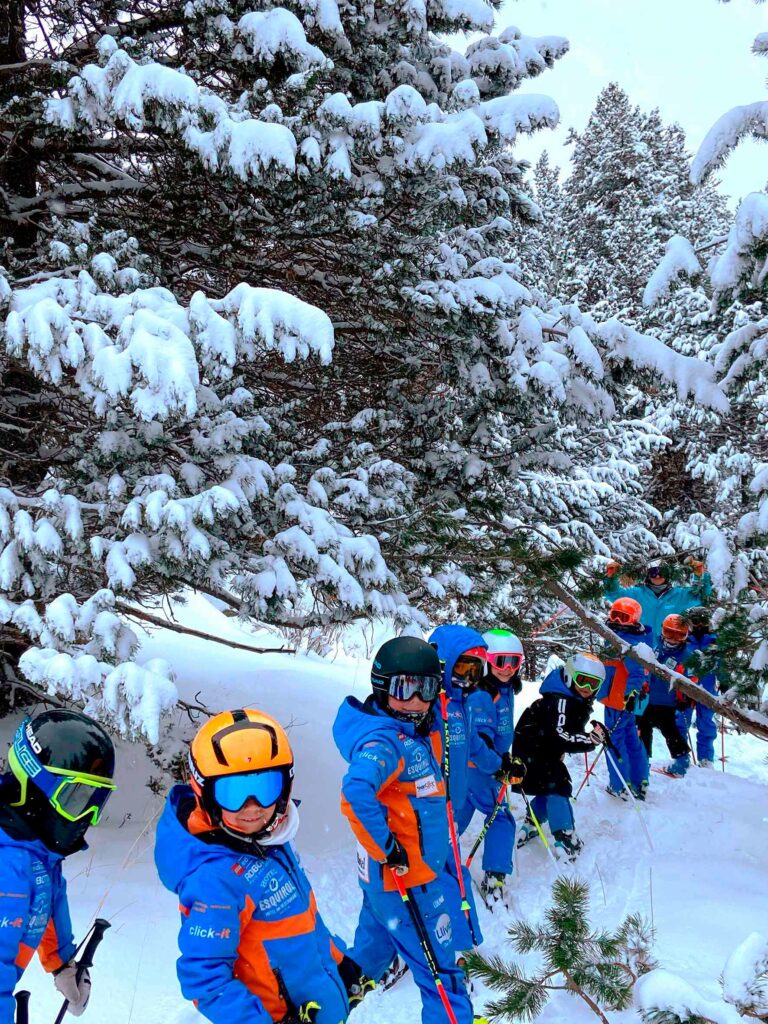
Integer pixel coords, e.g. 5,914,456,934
0,3,38,249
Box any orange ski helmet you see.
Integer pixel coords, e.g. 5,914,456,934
608,597,642,627
661,614,689,646
189,709,294,835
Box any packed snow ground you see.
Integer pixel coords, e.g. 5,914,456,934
4,595,767,1024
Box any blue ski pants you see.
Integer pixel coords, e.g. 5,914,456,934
529,794,574,833
350,882,474,1024
441,856,483,952
679,704,717,762
456,778,516,876
604,707,649,790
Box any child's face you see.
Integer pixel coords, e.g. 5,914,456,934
221,797,276,834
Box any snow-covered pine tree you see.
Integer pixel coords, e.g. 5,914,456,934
641,7,768,707
560,84,728,324
1,1,729,739
466,877,656,1023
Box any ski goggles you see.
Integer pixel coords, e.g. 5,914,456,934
213,767,292,813
385,673,442,703
662,626,689,645
486,652,523,672
608,609,636,626
452,652,486,687
571,673,603,695
10,720,115,825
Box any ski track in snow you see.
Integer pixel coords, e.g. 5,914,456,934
4,593,767,1024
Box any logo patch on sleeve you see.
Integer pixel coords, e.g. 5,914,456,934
415,774,438,797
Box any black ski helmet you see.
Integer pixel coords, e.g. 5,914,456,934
7,709,115,854
371,636,442,725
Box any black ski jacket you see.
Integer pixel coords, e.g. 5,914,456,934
512,668,595,798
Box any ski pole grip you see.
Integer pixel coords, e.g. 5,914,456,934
76,918,110,980
14,990,30,1024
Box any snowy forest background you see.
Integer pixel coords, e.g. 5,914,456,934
2,0,768,1020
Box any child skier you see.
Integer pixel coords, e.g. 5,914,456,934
683,607,719,767
513,653,607,860
155,708,350,1024
333,637,476,1024
638,614,694,777
456,629,526,907
0,709,116,1024
427,625,489,946
599,598,652,800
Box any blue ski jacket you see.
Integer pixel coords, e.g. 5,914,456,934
650,640,696,706
0,798,76,1024
599,623,652,715
428,625,491,809
154,786,347,1024
685,633,718,695
333,696,447,893
604,574,711,642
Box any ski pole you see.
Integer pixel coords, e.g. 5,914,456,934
465,781,508,869
602,747,654,852
53,918,111,1024
15,990,30,1024
390,870,459,1024
439,690,479,947
574,745,607,800
574,717,623,800
720,717,726,772
519,789,559,868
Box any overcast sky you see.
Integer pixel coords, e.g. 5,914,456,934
498,0,767,204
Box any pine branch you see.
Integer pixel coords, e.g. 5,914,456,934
114,602,296,656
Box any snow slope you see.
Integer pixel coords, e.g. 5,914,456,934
4,596,767,1024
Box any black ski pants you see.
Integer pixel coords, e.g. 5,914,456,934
638,704,689,759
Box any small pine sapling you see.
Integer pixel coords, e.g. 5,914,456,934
466,877,656,1023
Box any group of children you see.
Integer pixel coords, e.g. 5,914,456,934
0,559,718,1024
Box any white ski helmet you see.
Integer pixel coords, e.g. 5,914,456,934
563,652,605,695
482,629,524,672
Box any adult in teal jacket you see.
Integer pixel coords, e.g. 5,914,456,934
0,711,116,1024
604,559,711,641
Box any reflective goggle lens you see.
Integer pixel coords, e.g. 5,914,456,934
51,778,114,823
388,674,441,703
453,656,484,685
213,770,287,812
489,653,523,671
573,673,602,693
609,610,634,625
663,628,688,644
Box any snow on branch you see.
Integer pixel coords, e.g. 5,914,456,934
596,319,730,413
642,235,702,307
709,192,768,293
46,47,300,181
690,101,768,184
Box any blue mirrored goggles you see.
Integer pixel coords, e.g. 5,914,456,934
213,768,290,813
386,673,441,703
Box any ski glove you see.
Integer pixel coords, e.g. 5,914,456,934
495,753,526,784
685,556,705,577
606,560,621,577
384,836,410,875
53,961,91,1016
589,721,608,746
